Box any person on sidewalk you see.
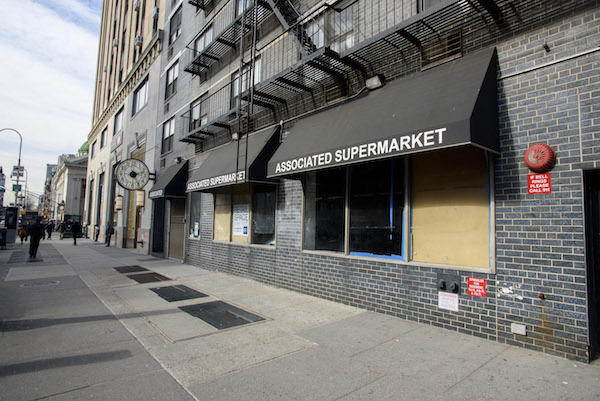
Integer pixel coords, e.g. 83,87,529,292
105,222,114,247
94,224,100,241
29,218,45,258
18,225,27,244
46,221,54,239
58,221,66,239
71,220,82,246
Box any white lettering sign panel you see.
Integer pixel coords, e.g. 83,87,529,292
233,204,249,236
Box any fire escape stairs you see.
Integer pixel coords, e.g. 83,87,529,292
265,0,316,55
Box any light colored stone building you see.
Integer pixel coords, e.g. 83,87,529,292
84,0,166,250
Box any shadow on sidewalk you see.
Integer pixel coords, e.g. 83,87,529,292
0,308,183,332
0,350,133,377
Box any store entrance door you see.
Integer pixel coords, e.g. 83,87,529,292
584,170,600,360
168,199,185,260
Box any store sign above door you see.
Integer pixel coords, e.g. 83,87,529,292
270,126,450,176
187,170,245,191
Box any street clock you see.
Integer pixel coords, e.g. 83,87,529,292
115,159,150,190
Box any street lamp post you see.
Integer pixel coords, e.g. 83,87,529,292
0,128,23,206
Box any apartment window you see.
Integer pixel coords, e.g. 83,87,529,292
165,61,179,99
169,6,182,45
231,57,262,107
329,7,354,53
305,16,324,50
194,26,213,54
213,184,276,245
100,127,107,148
236,0,251,16
162,117,175,154
132,78,148,115
190,96,208,132
91,140,97,158
114,108,124,133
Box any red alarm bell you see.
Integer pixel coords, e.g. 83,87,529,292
524,143,556,173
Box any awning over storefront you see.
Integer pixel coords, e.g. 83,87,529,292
148,161,188,199
267,47,498,178
186,126,280,192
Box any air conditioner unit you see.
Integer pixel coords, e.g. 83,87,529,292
113,38,119,47
134,0,141,11
135,36,143,47
152,7,160,18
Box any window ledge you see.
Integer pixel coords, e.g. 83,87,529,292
211,239,275,250
301,249,494,274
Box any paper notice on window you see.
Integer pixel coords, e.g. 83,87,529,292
233,203,249,236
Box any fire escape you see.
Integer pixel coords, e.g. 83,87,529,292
179,0,590,147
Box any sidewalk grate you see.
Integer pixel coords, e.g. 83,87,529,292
114,265,149,274
179,301,264,330
126,272,171,283
150,285,208,302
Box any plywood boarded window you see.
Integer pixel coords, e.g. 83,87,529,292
411,147,490,268
213,188,232,241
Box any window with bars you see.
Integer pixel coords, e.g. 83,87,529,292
194,26,213,54
190,95,208,132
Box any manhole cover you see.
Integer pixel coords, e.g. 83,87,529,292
179,301,264,330
20,280,61,288
150,285,208,302
126,272,171,283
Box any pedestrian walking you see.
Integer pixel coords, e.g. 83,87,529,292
29,217,45,258
58,221,66,239
105,222,114,247
46,221,54,239
71,221,82,246
18,225,26,244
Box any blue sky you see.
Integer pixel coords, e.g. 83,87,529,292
0,0,102,205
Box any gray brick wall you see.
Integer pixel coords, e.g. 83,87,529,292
183,2,600,362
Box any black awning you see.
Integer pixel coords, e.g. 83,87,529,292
187,126,280,192
149,161,188,199
267,47,498,177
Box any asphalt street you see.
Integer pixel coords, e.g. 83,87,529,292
1,237,600,401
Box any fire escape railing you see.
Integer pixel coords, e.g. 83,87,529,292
179,0,589,147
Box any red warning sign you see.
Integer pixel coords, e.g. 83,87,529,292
467,277,487,298
528,173,552,194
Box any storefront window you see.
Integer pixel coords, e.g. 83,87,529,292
213,184,276,245
303,168,345,252
350,159,404,258
301,148,491,268
189,192,201,238
411,147,490,268
251,185,276,245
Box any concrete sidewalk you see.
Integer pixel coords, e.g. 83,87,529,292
2,238,600,400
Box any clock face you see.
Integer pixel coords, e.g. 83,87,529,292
115,159,150,190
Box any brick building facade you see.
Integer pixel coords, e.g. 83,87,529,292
146,0,600,361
